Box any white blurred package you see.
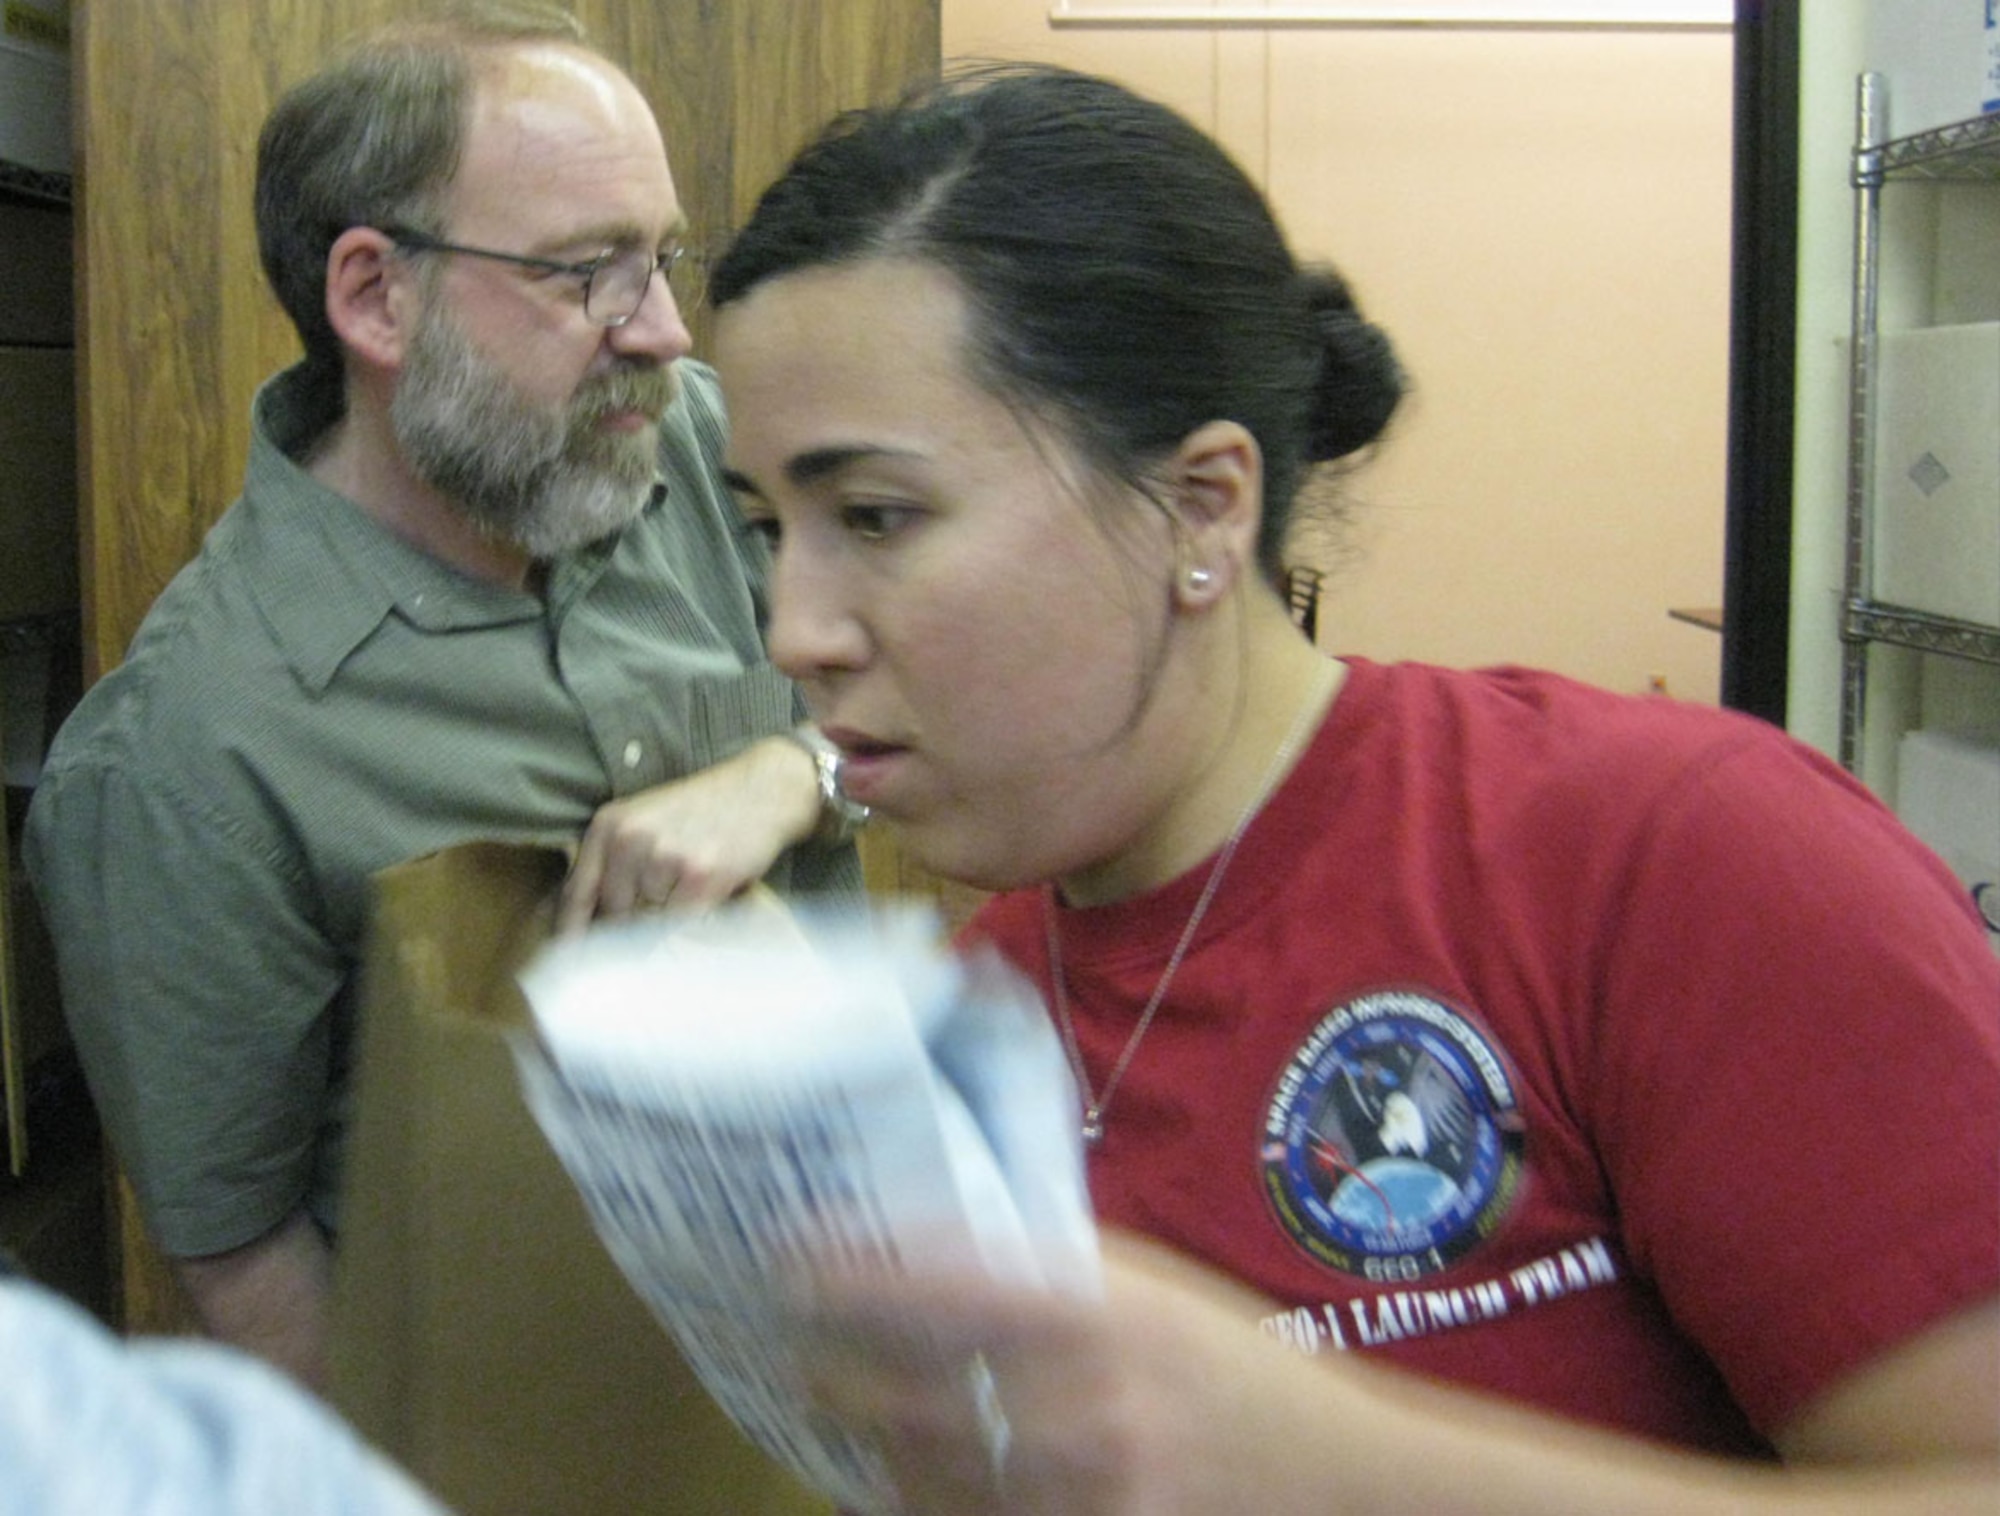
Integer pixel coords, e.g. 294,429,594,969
513,895,1100,1513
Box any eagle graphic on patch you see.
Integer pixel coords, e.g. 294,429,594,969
1261,988,1526,1283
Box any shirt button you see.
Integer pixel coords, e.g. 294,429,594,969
622,740,644,769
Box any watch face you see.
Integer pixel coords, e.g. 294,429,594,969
824,751,870,824
796,727,869,839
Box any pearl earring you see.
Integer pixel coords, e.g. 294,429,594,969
1185,565,1214,592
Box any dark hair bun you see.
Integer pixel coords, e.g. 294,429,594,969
1301,266,1404,463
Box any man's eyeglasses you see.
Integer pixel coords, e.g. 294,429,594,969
377,226,692,328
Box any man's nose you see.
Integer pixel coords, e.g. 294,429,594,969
605,269,693,365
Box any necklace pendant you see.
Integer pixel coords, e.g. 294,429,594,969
1081,1109,1104,1147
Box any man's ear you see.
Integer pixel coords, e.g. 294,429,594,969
324,226,418,370
1167,419,1262,609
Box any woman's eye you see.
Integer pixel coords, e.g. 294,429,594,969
737,515,783,550
840,502,919,541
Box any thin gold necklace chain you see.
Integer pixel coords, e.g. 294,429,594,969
1043,660,1337,1148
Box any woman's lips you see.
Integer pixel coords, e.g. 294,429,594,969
824,732,903,808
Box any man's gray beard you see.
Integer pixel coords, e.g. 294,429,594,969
390,309,671,560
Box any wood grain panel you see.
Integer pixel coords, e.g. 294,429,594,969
575,0,732,358
76,0,939,1339
731,0,941,229
77,0,226,683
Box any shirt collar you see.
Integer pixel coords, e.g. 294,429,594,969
239,365,547,692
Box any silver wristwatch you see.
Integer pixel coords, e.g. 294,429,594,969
788,723,871,845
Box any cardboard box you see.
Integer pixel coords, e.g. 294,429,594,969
1872,322,2000,627
1896,727,2000,955
1867,0,2000,138
0,346,77,624
331,843,833,1516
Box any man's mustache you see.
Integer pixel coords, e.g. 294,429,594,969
573,363,676,426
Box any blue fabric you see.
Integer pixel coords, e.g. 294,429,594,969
0,1277,449,1515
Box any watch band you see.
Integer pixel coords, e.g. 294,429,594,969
787,723,871,845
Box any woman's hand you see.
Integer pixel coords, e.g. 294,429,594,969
796,1233,1293,1515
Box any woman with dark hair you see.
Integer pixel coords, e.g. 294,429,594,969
710,62,1998,1515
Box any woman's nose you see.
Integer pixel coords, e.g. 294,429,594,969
766,547,869,682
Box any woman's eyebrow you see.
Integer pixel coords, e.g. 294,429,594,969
725,444,922,498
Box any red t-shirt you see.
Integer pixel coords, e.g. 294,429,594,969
965,659,2000,1451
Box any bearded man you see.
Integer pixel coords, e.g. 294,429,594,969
24,3,862,1389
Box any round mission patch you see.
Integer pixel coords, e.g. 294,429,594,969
1261,987,1526,1283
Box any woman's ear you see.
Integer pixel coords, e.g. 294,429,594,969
1168,419,1262,610
324,226,418,371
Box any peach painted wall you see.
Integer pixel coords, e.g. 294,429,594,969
942,3,1734,704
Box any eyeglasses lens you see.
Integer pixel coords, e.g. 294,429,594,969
585,247,687,327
